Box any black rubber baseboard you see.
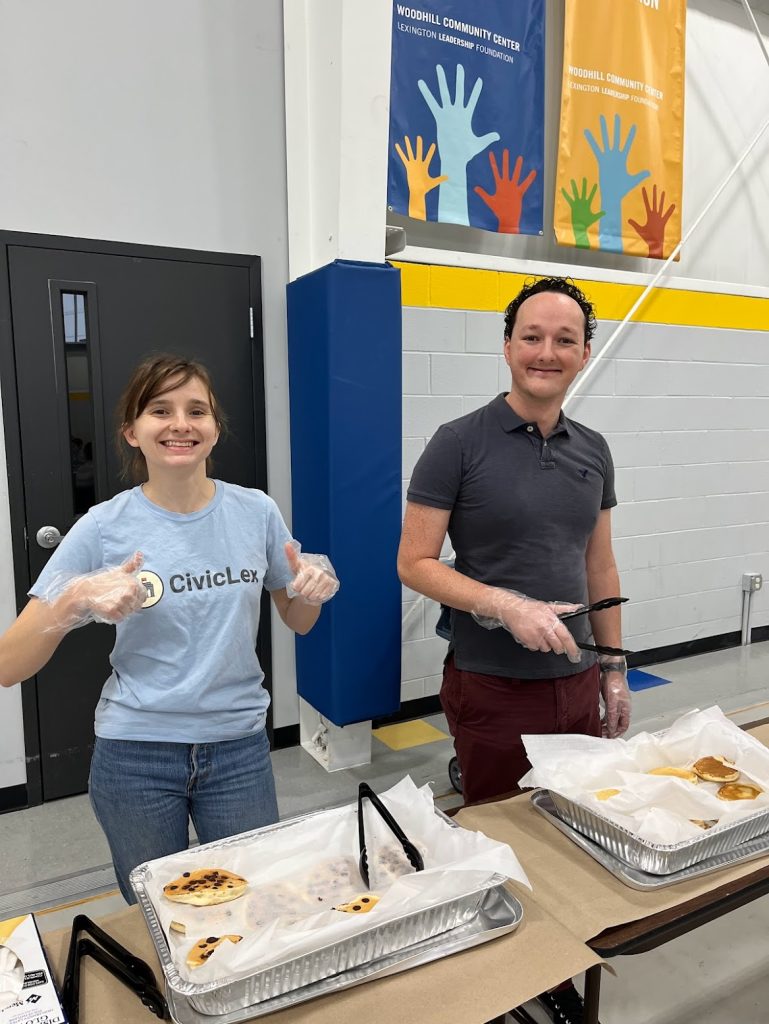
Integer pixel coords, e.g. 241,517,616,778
3,632,768,808
174,630,769,754
373,694,443,728
272,724,300,750
0,784,27,814
628,626,769,670
375,630,769,731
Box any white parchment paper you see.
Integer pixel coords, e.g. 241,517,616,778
140,776,528,985
519,706,769,844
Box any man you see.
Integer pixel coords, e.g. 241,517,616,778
398,276,630,1024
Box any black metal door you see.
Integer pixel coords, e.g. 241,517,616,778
5,241,268,803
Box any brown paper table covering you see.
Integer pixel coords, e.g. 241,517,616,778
39,722,769,1022
456,721,769,943
41,889,601,1024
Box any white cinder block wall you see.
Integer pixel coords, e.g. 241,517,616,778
592,322,769,650
397,0,769,701
400,307,769,700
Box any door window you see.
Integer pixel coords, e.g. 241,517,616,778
60,291,96,514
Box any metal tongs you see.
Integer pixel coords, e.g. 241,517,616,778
559,596,632,656
61,914,169,1023
357,781,424,889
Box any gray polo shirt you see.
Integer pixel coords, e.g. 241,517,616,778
407,393,617,679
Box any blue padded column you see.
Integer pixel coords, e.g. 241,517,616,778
286,260,402,725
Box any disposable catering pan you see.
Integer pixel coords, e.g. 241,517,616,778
163,884,522,1023
546,788,769,874
131,807,520,1017
532,790,769,890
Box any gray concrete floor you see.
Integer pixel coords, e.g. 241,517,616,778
2,642,769,1022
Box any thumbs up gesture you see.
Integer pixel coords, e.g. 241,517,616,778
45,552,149,629
284,541,340,606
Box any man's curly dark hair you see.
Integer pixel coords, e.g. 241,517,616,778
503,276,597,344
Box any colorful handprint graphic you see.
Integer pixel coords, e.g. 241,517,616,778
628,184,675,259
561,178,604,249
474,150,536,234
584,114,650,253
394,135,448,220
418,64,500,226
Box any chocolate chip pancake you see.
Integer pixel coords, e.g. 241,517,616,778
186,934,242,968
163,868,248,906
333,893,380,914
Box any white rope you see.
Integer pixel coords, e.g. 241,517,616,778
740,0,769,68
565,3,769,411
564,114,769,410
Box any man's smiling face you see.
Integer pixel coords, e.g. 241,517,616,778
504,290,590,406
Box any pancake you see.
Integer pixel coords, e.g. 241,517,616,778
368,841,428,889
303,857,361,904
648,767,699,783
594,788,621,800
186,934,242,968
692,756,740,783
332,893,380,914
163,868,248,906
716,783,762,801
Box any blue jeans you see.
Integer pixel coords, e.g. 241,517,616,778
89,729,279,903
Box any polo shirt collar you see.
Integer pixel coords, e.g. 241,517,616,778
492,393,571,437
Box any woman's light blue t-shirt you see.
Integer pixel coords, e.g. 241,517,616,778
29,482,294,743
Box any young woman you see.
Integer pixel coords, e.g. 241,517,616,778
0,354,338,902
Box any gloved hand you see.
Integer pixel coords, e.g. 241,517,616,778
599,656,632,738
472,588,584,663
284,541,340,605
42,552,148,630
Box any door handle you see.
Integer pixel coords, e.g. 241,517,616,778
36,526,63,549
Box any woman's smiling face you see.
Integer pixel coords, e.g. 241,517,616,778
122,375,220,477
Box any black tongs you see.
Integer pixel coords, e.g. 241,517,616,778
559,596,633,657
61,914,169,1023
358,781,424,889
558,596,628,621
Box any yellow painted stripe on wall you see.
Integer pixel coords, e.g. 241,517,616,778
399,262,431,307
392,262,769,331
428,266,501,311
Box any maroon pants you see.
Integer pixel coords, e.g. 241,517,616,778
441,654,601,805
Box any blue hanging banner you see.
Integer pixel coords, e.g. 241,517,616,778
388,0,545,235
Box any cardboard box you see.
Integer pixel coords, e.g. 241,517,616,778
0,915,66,1024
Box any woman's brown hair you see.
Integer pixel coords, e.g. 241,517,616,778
116,354,228,483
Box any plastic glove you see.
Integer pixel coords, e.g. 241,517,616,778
41,552,148,630
599,657,632,738
284,541,339,606
472,588,583,663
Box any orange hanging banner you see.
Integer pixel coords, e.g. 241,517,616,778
554,0,686,259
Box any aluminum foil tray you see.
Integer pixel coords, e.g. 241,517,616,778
532,790,769,890
163,884,522,1023
131,806,511,1016
547,788,769,874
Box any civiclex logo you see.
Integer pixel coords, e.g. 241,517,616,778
137,566,262,608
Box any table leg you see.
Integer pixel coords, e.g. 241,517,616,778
583,965,602,1024
509,1007,539,1023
